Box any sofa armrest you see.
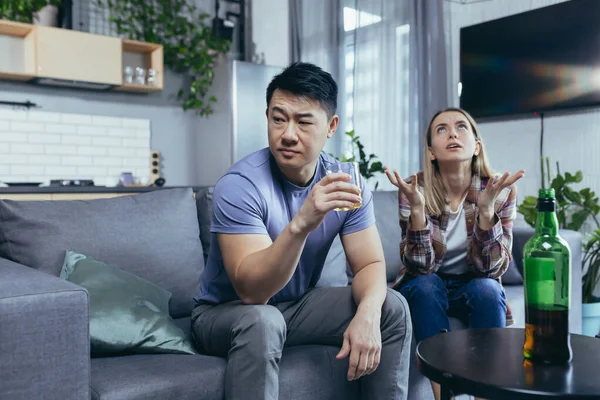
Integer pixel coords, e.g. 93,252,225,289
0,258,90,400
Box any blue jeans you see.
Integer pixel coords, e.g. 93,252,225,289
399,273,507,343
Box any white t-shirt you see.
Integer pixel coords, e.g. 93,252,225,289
439,201,469,275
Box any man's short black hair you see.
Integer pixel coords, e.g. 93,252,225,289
266,62,338,118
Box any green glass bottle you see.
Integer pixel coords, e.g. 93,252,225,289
523,188,572,364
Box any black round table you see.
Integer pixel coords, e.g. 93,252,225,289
416,328,600,400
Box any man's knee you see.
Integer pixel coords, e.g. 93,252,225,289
381,288,412,336
231,305,286,359
237,305,286,337
399,274,445,300
466,278,505,305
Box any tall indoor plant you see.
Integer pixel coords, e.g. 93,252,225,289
332,130,385,190
518,157,600,336
96,0,230,117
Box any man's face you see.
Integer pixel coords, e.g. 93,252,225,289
267,89,338,180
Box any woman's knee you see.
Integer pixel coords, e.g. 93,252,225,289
400,274,446,300
465,278,505,305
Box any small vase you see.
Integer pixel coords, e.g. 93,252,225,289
582,299,600,337
33,5,59,27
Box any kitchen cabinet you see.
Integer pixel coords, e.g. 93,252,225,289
0,19,164,93
0,20,36,81
35,26,122,86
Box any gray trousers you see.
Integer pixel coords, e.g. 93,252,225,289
191,287,412,400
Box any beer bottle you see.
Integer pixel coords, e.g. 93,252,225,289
523,188,572,364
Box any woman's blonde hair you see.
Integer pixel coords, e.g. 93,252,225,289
422,107,493,216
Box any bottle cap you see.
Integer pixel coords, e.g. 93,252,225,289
537,188,556,212
538,188,555,199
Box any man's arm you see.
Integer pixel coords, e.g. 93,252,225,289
336,224,387,380
219,172,362,305
398,175,436,276
218,224,309,305
342,225,387,312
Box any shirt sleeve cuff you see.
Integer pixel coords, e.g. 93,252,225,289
474,213,503,244
406,217,431,243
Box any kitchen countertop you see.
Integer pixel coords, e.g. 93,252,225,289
0,185,208,194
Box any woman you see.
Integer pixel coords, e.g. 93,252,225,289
385,107,524,400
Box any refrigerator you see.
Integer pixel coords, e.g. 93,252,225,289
195,59,284,186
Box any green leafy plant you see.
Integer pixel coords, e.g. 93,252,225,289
331,130,385,190
583,230,600,303
518,157,600,231
518,156,600,303
96,0,230,117
0,0,61,23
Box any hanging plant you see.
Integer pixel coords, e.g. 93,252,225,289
96,0,230,117
0,0,61,23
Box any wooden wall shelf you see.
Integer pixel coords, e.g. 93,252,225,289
115,82,163,93
0,71,35,81
0,20,36,82
118,39,164,91
0,20,34,36
0,20,164,93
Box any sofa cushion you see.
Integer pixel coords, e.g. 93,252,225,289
0,188,204,319
91,353,225,400
90,344,359,400
61,250,197,356
372,190,403,282
316,234,350,287
505,285,525,328
502,260,523,285
195,187,213,265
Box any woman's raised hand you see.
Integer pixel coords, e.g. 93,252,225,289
384,167,425,210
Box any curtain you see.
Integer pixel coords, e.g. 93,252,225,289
413,0,449,166
289,0,346,156
289,0,448,189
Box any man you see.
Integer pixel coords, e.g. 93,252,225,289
192,62,412,400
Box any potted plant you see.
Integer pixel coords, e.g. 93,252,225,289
0,0,61,24
582,230,600,335
32,2,59,27
331,130,385,190
518,157,600,336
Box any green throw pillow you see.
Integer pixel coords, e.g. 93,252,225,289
60,250,197,356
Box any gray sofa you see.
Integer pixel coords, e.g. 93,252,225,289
0,187,582,400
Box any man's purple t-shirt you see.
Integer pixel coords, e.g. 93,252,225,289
194,148,375,305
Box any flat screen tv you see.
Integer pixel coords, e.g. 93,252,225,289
459,0,600,119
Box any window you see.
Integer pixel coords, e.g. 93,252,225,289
342,6,412,189
343,7,382,32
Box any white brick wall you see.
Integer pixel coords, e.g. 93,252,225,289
0,109,151,186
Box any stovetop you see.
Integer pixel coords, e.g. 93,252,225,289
50,179,95,187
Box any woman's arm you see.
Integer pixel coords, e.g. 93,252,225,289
471,183,518,279
398,186,436,276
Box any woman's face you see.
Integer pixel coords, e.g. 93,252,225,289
428,111,481,165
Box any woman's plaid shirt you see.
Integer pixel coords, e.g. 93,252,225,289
390,172,518,326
